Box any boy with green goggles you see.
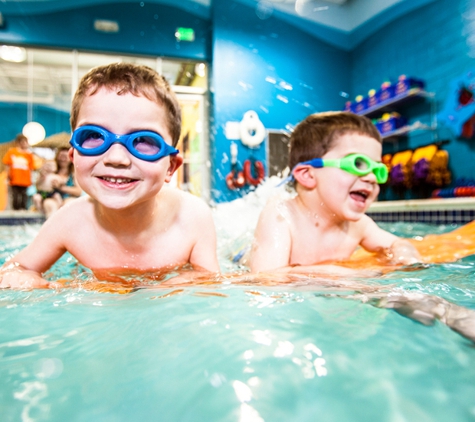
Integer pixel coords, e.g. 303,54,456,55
250,111,420,274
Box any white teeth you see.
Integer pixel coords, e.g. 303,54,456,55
102,177,132,184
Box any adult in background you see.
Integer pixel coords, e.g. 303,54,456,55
43,147,82,218
2,134,35,210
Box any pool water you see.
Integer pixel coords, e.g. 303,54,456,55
1,185,475,421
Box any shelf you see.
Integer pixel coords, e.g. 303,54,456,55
381,121,436,140
357,88,435,118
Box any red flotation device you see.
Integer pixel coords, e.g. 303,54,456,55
226,166,246,190
243,158,265,186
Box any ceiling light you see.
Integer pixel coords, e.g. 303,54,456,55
23,122,46,145
0,45,27,63
94,19,120,33
195,63,206,77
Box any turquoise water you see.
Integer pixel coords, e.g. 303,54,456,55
1,216,475,421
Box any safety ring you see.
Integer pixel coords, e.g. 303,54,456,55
226,170,246,190
240,110,266,148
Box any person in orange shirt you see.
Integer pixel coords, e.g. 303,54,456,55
2,133,35,210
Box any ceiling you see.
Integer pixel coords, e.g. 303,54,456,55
0,0,435,112
0,0,436,49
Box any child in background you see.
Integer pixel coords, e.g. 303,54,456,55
2,133,36,210
0,62,219,289
41,148,82,218
250,111,420,274
32,160,65,213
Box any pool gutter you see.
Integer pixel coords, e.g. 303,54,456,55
0,197,474,225
367,197,475,224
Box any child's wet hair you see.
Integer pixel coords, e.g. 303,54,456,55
289,111,382,170
70,62,182,146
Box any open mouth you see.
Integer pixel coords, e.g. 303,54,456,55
350,190,369,203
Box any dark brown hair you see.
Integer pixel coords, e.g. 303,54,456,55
70,62,182,146
289,111,382,169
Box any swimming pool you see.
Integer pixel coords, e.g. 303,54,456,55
1,190,475,421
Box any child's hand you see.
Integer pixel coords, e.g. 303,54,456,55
0,265,49,289
387,239,421,265
51,178,63,189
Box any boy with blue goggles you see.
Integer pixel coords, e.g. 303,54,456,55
70,125,179,162
0,62,219,290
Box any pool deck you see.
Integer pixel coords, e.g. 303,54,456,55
0,197,474,225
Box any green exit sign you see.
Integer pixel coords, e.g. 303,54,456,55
175,27,195,42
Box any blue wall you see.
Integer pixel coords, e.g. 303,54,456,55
210,0,349,202
0,104,70,145
350,0,475,198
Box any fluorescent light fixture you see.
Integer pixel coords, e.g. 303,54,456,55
0,45,26,63
94,19,120,33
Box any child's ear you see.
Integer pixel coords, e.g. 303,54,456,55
164,154,183,182
292,165,317,189
68,147,74,163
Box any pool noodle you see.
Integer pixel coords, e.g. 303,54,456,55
342,220,475,270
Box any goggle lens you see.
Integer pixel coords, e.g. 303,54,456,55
354,156,370,171
132,136,161,156
78,129,106,150
342,154,387,183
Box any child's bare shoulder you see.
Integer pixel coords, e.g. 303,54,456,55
161,187,213,221
261,195,294,219
49,196,93,226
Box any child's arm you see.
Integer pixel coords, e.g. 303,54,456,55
359,216,421,265
0,213,68,289
249,200,293,273
188,198,220,272
53,175,82,198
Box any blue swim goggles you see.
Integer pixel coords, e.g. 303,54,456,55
296,153,388,184
70,125,179,162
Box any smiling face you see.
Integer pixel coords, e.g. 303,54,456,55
312,131,382,222
70,87,182,211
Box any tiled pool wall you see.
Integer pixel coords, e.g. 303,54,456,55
0,198,474,226
0,211,45,225
366,198,475,225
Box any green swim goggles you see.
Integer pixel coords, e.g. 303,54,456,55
296,153,388,184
